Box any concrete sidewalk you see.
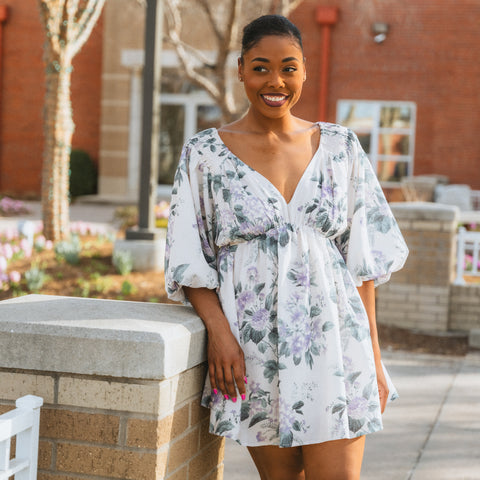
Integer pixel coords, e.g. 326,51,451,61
224,350,480,480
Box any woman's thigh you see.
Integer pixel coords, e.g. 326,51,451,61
247,445,305,480
302,436,365,480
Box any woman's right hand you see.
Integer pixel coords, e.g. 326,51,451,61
207,326,246,402
183,286,246,402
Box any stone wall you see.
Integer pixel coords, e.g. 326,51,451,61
0,295,223,480
449,284,480,331
376,202,458,331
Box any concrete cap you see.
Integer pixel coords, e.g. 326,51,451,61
0,295,206,380
389,201,459,221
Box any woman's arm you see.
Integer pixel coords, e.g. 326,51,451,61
184,286,246,402
356,280,389,413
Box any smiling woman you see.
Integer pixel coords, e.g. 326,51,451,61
164,14,408,480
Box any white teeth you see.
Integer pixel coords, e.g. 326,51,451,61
263,95,286,102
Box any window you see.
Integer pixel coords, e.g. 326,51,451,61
158,65,222,184
337,101,416,183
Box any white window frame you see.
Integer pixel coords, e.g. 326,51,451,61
160,91,218,144
336,100,416,186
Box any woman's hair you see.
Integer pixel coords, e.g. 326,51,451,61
240,15,303,60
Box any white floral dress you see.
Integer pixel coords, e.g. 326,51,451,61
165,122,408,447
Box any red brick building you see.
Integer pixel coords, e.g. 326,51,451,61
291,0,480,189
0,0,102,197
0,0,479,197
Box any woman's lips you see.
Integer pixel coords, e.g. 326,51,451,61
261,94,289,107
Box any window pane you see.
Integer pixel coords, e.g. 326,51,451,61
377,160,409,182
159,104,185,184
338,102,375,129
196,105,222,132
378,134,410,156
380,106,412,128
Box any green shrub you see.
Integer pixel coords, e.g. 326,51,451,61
55,235,81,264
25,266,48,291
69,149,97,197
113,249,133,275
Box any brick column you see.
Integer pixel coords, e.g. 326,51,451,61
0,295,224,480
376,202,459,331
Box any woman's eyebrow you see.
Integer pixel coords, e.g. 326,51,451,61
250,56,300,63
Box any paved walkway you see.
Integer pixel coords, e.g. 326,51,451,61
2,200,480,479
224,350,480,480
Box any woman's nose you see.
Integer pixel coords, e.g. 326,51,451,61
267,71,285,88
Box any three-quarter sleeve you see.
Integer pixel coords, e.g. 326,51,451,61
164,142,219,303
335,131,409,287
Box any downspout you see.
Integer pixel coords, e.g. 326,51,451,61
315,6,338,122
0,5,9,189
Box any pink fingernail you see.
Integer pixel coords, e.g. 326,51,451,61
244,376,248,384
232,397,237,403
224,394,229,400
213,388,218,395
241,394,246,401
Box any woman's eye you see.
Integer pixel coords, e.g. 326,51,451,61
284,66,297,72
253,66,267,72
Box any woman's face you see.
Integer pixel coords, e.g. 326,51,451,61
239,35,306,120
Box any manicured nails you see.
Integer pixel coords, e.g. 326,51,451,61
244,376,248,384
213,388,218,395
232,397,237,403
224,394,229,400
241,394,246,401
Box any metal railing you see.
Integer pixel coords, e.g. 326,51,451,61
0,395,43,480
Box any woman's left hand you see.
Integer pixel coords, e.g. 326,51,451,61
375,361,389,413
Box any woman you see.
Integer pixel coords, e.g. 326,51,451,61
165,14,408,480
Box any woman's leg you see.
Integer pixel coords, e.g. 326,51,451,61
247,445,305,480
302,436,365,480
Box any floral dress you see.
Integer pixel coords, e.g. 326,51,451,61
164,122,408,447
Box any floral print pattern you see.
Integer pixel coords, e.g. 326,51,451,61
165,122,408,447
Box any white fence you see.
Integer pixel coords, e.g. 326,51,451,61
455,226,480,285
0,395,43,480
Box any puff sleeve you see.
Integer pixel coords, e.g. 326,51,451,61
164,142,219,303
335,131,409,287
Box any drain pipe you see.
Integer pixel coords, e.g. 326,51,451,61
0,5,9,187
315,6,338,122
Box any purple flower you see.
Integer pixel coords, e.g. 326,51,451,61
236,291,255,312
251,308,269,331
348,396,368,420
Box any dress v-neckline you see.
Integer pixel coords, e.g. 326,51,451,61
214,124,323,206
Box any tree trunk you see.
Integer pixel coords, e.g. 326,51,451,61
41,53,74,242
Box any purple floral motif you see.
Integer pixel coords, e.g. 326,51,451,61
348,396,368,420
251,308,269,331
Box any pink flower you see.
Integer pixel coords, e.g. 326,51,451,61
0,256,7,273
9,271,21,283
45,240,53,250
2,244,13,260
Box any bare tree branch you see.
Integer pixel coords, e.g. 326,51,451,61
197,0,223,43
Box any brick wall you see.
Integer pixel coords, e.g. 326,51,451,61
376,203,458,331
0,296,224,480
0,0,103,196
290,0,480,189
449,284,480,331
0,366,223,480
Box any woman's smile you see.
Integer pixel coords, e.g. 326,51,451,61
261,94,290,107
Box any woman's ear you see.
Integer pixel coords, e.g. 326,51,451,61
303,58,307,82
237,57,244,82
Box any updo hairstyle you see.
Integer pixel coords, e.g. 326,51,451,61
240,15,303,62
